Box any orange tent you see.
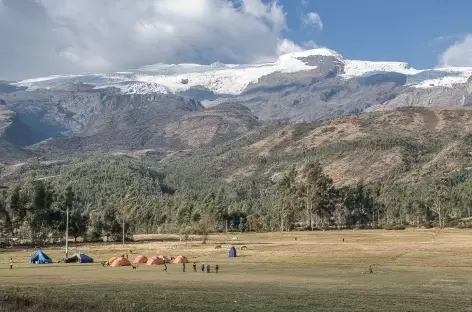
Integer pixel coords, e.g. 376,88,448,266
133,255,148,264
173,256,188,264
111,257,132,267
147,256,165,265
108,257,117,265
157,255,168,263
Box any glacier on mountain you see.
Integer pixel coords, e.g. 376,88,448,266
13,48,472,95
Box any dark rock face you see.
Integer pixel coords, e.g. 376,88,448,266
358,72,407,86
0,87,262,159
0,82,26,93
296,55,345,75
231,68,407,122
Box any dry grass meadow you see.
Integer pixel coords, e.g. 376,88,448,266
2,229,472,311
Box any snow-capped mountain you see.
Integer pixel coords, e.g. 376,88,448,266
13,48,472,96
3,48,472,166
2,48,472,129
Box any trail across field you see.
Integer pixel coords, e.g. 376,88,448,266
2,229,472,312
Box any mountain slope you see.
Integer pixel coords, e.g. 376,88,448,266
17,97,259,158
3,107,472,201
160,107,472,189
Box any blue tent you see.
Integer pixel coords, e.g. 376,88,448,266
29,250,53,264
229,246,237,258
77,253,93,263
63,253,94,263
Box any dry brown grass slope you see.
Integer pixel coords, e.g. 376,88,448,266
222,107,472,186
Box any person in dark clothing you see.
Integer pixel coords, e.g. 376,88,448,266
201,263,205,272
183,262,186,272
215,264,219,274
369,265,373,274
163,263,167,272
9,257,13,270
206,264,210,273
193,262,197,272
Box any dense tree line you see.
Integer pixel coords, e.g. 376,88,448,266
2,157,472,246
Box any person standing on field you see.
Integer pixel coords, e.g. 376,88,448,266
193,262,197,272
163,263,167,272
182,262,186,272
9,257,13,269
201,263,205,272
215,264,219,274
206,264,210,273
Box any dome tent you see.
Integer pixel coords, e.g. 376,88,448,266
64,253,93,263
133,255,148,264
147,256,165,265
29,250,53,264
157,255,169,263
172,256,188,264
229,246,237,258
111,257,131,267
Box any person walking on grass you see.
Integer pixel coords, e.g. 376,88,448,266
163,263,168,272
201,263,205,273
183,262,186,272
215,264,219,274
9,257,13,270
206,264,210,273
369,265,373,274
193,262,197,272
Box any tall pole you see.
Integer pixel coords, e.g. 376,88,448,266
65,206,69,257
122,218,125,249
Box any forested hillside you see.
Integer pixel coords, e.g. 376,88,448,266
2,107,472,245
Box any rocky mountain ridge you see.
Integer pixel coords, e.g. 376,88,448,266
3,48,472,124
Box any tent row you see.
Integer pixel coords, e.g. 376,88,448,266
108,255,189,267
28,250,94,264
28,251,200,266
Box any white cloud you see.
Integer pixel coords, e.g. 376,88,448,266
301,12,323,30
0,0,315,80
301,0,309,8
276,38,305,55
440,34,472,67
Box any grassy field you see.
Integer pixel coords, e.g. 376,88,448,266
2,229,472,311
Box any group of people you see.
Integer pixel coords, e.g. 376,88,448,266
163,262,219,274
197,262,219,274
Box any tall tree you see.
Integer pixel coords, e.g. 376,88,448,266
300,161,334,229
276,167,297,231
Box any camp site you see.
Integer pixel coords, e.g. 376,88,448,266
4,1,472,311
2,230,472,312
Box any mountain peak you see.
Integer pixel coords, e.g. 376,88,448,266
10,48,472,97
278,48,344,61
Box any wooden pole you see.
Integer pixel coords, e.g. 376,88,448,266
65,206,69,257
122,218,125,249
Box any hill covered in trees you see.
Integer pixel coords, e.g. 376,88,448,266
2,106,472,244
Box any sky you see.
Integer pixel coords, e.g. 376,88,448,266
0,0,472,80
